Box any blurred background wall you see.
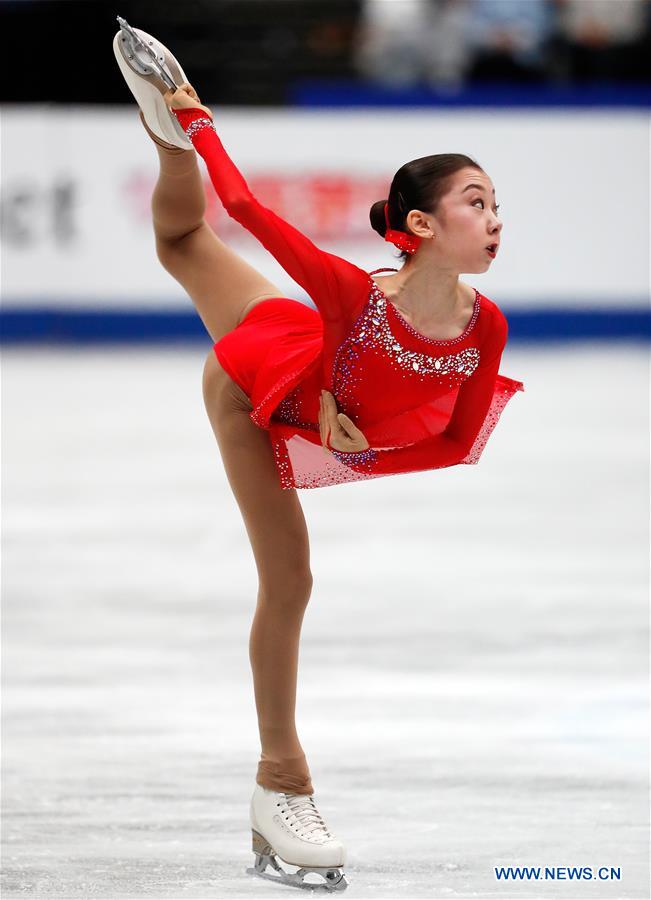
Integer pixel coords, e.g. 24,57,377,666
1,0,649,344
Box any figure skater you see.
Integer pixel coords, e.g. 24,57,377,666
114,20,524,893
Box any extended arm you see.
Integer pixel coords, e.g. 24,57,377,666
171,107,369,323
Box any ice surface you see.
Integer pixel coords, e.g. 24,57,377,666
2,344,649,898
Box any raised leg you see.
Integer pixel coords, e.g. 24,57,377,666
202,351,315,795
144,113,284,343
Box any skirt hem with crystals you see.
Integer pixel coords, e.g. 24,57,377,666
268,370,524,491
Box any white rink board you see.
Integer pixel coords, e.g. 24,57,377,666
1,106,648,308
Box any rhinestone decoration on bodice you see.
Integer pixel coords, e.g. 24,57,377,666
332,279,481,412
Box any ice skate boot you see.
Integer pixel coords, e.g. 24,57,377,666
112,15,194,150
247,784,348,891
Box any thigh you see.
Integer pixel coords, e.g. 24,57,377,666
202,352,312,592
157,220,284,343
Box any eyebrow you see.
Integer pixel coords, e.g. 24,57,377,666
461,184,496,196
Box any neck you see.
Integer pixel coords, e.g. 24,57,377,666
388,257,462,325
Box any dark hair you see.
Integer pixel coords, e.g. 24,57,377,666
370,154,484,263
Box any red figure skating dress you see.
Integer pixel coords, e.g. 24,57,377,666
172,107,525,490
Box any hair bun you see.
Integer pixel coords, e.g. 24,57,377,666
369,199,388,238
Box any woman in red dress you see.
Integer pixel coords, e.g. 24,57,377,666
134,62,523,883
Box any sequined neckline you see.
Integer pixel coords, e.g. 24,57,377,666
368,273,481,347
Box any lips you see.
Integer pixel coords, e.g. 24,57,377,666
486,243,498,258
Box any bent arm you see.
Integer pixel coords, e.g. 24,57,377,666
172,107,369,323
331,315,509,476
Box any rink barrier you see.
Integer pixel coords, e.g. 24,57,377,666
1,306,649,344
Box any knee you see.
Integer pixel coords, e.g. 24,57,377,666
202,349,226,400
202,349,252,414
293,568,314,603
259,567,314,609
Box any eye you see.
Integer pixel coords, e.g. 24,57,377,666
473,198,500,215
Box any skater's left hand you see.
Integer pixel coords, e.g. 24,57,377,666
164,83,213,119
319,390,370,455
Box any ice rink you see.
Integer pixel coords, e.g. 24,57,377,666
2,343,648,898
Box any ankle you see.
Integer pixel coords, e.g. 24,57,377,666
138,110,190,154
157,148,199,177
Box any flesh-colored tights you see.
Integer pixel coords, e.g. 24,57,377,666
148,113,314,795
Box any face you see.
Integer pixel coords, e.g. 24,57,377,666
407,167,502,273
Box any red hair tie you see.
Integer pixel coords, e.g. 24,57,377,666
383,201,421,255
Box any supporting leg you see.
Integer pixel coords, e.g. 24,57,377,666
202,352,314,794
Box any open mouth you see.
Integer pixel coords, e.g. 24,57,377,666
486,244,498,257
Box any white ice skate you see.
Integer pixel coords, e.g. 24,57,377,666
112,15,194,150
247,784,348,891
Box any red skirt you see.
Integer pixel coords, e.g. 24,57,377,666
213,297,324,429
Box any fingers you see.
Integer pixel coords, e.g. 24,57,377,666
324,393,344,433
322,391,348,450
336,412,351,436
339,413,370,450
163,87,183,110
319,391,330,453
321,391,334,448
163,84,203,113
337,412,358,437
320,393,370,452
319,392,325,448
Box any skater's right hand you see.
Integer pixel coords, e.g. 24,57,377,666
319,390,370,455
164,83,213,120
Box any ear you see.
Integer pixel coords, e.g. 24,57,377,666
405,209,435,240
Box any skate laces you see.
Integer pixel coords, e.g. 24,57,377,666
281,793,333,840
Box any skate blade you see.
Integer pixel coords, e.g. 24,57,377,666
112,16,193,150
248,831,348,891
247,859,348,892
115,16,178,91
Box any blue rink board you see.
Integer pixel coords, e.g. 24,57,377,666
0,306,649,344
